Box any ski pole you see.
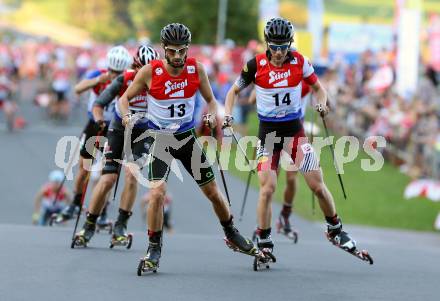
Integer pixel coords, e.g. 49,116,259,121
71,131,103,246
208,120,232,207
228,130,256,221
310,111,316,214
112,112,144,202
238,149,256,222
231,130,255,169
321,116,347,199
51,133,84,206
111,165,122,202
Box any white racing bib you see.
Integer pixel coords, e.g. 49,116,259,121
147,94,195,130
255,84,302,120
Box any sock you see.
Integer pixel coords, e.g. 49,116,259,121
281,203,292,218
325,214,342,235
257,228,271,239
72,193,83,207
148,230,162,244
220,215,233,228
117,208,132,223
86,212,99,224
325,214,341,226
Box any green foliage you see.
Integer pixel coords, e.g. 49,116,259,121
138,0,258,45
68,0,133,43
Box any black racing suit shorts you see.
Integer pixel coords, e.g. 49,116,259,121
147,128,215,186
80,119,109,159
102,118,153,175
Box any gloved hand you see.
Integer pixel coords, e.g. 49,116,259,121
95,119,107,132
203,113,217,129
315,103,329,117
32,212,39,225
222,115,234,129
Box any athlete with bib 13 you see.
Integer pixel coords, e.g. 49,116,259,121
119,23,258,273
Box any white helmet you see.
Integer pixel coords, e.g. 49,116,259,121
49,170,64,183
136,45,160,65
107,45,132,72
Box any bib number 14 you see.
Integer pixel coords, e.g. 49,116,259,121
167,103,186,117
272,93,291,106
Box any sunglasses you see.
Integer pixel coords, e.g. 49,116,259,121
165,46,188,56
268,43,290,52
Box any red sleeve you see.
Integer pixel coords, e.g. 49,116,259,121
304,73,317,85
301,81,311,97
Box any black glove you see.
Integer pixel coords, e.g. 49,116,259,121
95,120,107,132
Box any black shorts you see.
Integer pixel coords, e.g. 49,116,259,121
53,89,68,102
257,119,318,172
80,119,109,159
102,119,153,175
257,118,303,151
147,128,215,186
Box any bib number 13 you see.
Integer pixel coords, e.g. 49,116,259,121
167,103,186,117
272,93,291,106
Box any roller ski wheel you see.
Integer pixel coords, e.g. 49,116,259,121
283,230,298,244
71,235,88,249
109,233,133,249
96,221,113,234
253,248,277,271
224,237,260,257
326,232,373,265
137,257,158,276
50,213,72,226
48,213,57,226
276,217,298,244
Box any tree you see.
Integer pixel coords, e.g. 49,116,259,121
68,0,134,43
136,0,258,45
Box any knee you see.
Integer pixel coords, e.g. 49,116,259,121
286,172,297,187
125,172,138,187
100,175,117,190
260,182,276,201
310,182,326,199
149,187,166,207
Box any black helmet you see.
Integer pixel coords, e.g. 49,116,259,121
264,18,294,43
160,23,191,46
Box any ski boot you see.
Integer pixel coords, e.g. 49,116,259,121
49,204,79,226
109,220,133,249
137,242,161,275
96,214,113,234
71,220,96,248
326,223,373,265
276,213,298,243
253,232,276,271
223,224,258,256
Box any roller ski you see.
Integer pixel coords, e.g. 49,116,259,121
71,221,95,248
109,220,133,249
137,242,161,276
96,215,113,234
326,225,373,265
49,204,79,226
276,213,298,243
253,232,276,271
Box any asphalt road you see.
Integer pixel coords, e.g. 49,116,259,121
0,84,439,300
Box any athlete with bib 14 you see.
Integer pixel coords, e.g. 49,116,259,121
224,18,358,260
